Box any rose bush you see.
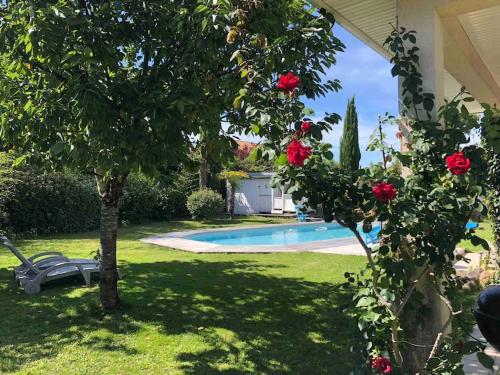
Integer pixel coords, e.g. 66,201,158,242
270,27,499,374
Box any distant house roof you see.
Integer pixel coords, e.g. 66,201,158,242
235,140,258,160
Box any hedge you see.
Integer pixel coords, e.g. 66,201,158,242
0,170,101,234
0,153,199,234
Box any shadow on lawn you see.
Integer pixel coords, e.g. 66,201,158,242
0,259,360,374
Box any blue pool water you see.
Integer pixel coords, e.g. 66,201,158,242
186,223,355,246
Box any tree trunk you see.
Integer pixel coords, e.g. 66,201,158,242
400,270,449,373
96,174,124,311
199,145,209,190
228,182,235,219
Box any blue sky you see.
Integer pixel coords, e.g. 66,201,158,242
303,24,400,166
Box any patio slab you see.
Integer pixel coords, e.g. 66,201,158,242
463,326,500,374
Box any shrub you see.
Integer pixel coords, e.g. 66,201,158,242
186,189,224,220
0,169,101,234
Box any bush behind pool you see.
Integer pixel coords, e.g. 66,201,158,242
187,189,225,220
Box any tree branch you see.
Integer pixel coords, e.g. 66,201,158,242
345,218,395,313
396,266,430,316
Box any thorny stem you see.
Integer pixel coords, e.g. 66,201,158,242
392,319,403,368
378,118,388,171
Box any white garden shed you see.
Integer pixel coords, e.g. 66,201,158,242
230,172,297,215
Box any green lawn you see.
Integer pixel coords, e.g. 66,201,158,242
0,216,366,375
459,221,495,253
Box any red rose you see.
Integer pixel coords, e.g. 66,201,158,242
372,182,397,203
371,356,393,374
277,72,300,92
446,152,471,175
287,139,311,167
301,121,313,133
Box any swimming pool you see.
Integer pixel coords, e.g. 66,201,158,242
185,222,355,246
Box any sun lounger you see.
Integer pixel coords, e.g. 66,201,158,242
0,235,100,295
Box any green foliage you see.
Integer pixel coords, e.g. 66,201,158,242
482,115,500,153
367,114,397,171
186,189,225,220
231,148,276,173
485,149,500,250
340,97,361,171
0,154,197,233
0,1,343,181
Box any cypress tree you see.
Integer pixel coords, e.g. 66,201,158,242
340,97,361,172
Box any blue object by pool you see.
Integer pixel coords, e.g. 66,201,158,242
365,226,382,245
295,206,310,222
466,221,479,230
186,223,355,246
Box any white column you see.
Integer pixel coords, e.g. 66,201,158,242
397,0,445,119
397,0,452,346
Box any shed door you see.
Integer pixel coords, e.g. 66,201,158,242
257,181,272,213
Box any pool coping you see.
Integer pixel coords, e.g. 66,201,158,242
140,222,366,256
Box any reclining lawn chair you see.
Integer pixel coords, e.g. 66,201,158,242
0,235,100,295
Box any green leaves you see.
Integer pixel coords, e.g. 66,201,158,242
477,352,495,369
470,235,490,250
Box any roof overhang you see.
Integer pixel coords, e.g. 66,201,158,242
311,0,500,111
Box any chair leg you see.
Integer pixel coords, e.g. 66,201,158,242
81,270,91,285
24,282,41,295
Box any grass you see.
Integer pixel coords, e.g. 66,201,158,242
0,216,366,375
459,221,495,253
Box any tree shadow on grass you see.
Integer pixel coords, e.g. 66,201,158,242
0,259,360,374
119,260,360,374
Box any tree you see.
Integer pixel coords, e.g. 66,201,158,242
197,126,236,190
0,1,343,310
339,96,361,171
218,170,249,218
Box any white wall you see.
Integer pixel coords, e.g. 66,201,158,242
232,177,296,215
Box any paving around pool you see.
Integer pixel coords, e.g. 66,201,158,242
141,222,366,255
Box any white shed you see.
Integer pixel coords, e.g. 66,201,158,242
231,172,296,215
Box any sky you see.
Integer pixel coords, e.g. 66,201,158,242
303,25,400,166
236,24,401,166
